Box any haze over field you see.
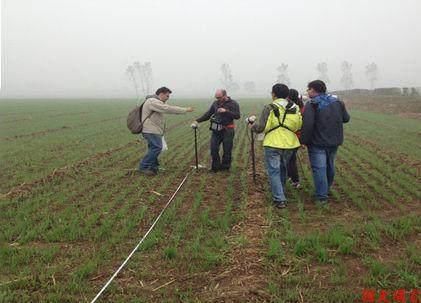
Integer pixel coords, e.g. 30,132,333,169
2,0,421,98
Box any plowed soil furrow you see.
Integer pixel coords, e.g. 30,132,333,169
350,116,420,136
1,118,194,198
0,118,32,125
0,112,92,129
342,139,420,186
87,132,212,300
340,147,419,202
190,127,270,302
1,116,124,141
100,126,266,302
0,141,139,198
3,128,212,301
346,133,420,177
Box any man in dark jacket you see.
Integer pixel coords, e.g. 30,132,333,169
192,89,241,172
301,80,350,205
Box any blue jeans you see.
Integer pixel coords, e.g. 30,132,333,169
308,146,338,200
264,147,294,202
140,133,162,172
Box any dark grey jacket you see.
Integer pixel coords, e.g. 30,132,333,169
196,97,240,126
300,95,350,147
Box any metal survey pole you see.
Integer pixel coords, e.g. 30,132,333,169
251,129,256,182
194,127,198,170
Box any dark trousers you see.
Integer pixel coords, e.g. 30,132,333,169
287,149,299,183
210,128,235,171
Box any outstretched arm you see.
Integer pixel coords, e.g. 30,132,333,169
251,105,271,133
196,103,216,123
148,99,189,114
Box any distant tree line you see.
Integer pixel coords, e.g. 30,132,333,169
124,60,420,96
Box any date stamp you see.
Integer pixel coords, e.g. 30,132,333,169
361,289,419,303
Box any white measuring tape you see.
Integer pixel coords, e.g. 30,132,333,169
90,170,192,303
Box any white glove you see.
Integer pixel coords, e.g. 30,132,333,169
191,121,199,129
245,115,256,124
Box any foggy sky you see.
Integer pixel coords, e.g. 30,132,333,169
2,0,421,98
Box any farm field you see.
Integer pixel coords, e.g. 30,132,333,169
0,96,420,303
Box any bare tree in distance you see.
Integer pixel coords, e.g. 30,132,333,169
232,83,240,92
220,63,233,88
365,62,378,89
143,62,153,95
220,63,239,91
316,62,330,84
410,87,419,96
133,61,146,96
126,65,139,99
340,61,353,90
276,63,290,86
134,61,154,96
244,81,256,94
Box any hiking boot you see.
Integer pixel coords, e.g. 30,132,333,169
273,201,287,209
139,169,157,176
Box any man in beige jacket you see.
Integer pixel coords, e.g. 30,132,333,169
139,87,193,175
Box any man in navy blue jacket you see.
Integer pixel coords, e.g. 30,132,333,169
301,80,350,205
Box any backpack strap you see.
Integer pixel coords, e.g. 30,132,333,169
139,101,155,130
265,103,296,135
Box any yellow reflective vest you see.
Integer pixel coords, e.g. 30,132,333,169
263,99,302,149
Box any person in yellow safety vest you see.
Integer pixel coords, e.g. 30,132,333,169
249,83,302,208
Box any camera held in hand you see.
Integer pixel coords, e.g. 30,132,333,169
209,115,224,132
